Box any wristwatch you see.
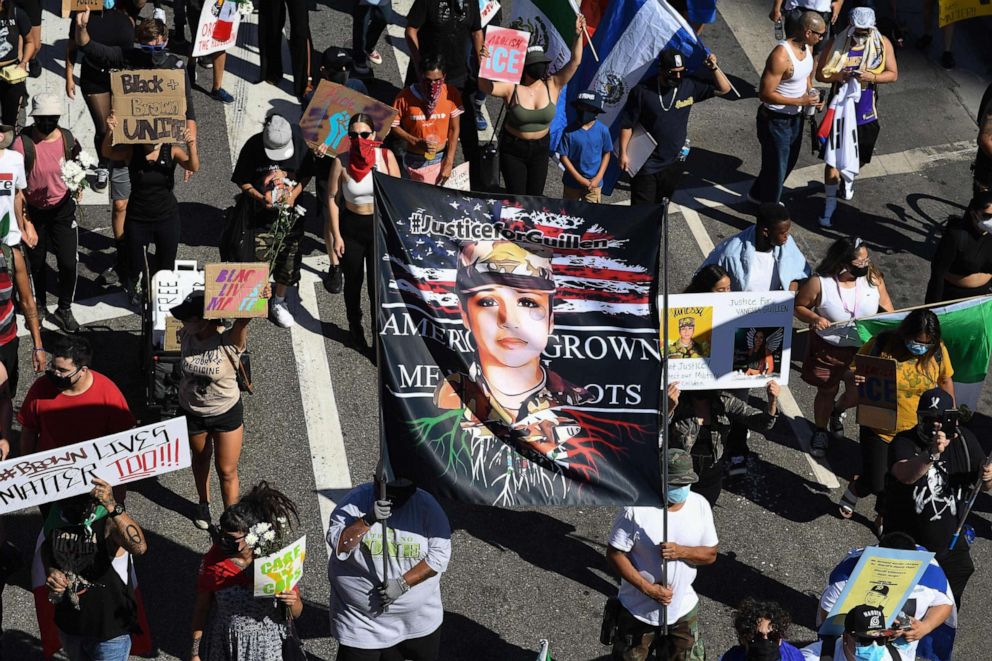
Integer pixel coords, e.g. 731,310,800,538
928,452,941,463
108,502,126,518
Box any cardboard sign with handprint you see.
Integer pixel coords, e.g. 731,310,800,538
299,81,398,155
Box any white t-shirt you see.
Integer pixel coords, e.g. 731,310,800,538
608,493,719,625
0,149,26,247
747,249,781,292
326,483,452,648
784,0,832,11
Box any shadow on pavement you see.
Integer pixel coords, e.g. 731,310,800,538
439,610,538,661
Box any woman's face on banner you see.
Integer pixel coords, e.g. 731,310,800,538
754,331,765,349
463,285,553,369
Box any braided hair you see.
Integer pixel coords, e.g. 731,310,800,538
218,481,300,534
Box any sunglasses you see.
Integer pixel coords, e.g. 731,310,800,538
853,636,883,646
348,131,373,139
810,29,827,38
747,630,782,644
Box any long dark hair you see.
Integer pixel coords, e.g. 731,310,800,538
349,112,375,132
219,481,300,534
878,309,942,370
685,265,730,293
814,237,881,286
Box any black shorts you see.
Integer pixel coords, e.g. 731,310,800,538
0,336,18,398
857,120,881,166
336,627,441,661
13,0,40,26
182,398,244,435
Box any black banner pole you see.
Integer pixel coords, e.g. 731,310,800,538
373,174,390,611
659,198,671,642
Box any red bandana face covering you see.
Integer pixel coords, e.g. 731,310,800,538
421,78,445,116
347,136,381,182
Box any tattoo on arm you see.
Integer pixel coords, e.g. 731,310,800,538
125,524,143,547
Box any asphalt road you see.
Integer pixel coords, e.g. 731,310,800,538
2,0,992,659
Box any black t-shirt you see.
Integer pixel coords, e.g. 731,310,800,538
924,215,992,303
128,146,177,223
975,83,992,184
231,129,316,193
407,0,482,86
620,78,715,174
70,10,135,92
0,8,31,65
884,426,984,555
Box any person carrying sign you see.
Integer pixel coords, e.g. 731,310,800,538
800,604,903,661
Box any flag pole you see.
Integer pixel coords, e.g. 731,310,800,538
794,294,992,333
660,198,671,641
373,172,391,612
567,1,600,63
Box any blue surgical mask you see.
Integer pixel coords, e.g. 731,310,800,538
854,643,887,661
905,341,931,356
667,485,690,504
103,0,115,8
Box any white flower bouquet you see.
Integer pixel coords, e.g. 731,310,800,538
60,151,99,194
235,0,254,17
245,516,292,557
264,174,305,270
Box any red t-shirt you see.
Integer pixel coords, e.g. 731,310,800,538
18,370,135,452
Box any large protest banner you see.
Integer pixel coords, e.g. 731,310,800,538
0,417,190,514
254,536,306,597
204,263,269,319
299,81,397,154
191,0,242,57
480,27,530,84
665,291,794,389
939,0,992,26
820,546,934,635
855,355,897,431
375,174,663,507
111,70,187,145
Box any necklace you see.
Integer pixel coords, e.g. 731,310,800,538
833,275,861,319
657,80,678,112
489,371,546,399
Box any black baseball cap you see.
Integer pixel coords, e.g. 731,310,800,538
844,605,888,638
917,388,954,414
658,48,686,71
524,46,551,66
321,46,353,71
170,291,205,322
572,90,605,113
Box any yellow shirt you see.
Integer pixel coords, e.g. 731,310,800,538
853,338,954,441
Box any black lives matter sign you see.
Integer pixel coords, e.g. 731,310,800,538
111,69,187,145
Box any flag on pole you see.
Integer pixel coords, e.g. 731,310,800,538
853,296,992,410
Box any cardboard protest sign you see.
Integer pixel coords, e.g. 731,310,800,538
253,536,306,597
61,0,102,18
203,263,269,319
192,0,242,57
855,355,898,431
665,291,795,389
111,70,187,145
0,417,190,514
480,26,530,84
820,546,933,635
299,81,397,154
443,162,471,191
480,0,500,26
164,315,182,352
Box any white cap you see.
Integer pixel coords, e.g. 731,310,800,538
263,114,294,161
30,92,63,117
850,7,876,29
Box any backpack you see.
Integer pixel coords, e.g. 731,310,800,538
19,127,77,178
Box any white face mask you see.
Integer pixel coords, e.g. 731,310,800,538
979,218,992,234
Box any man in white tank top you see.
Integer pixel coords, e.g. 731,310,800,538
748,12,825,206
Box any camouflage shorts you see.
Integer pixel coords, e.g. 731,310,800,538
612,605,704,661
253,219,305,287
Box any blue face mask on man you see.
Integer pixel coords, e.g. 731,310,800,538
905,341,931,356
853,642,887,661
667,485,690,504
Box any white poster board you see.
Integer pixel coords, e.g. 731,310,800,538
480,0,501,26
444,162,471,191
253,535,307,597
0,417,190,514
616,124,658,177
663,291,795,389
192,0,241,57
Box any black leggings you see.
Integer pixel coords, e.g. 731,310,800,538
499,131,551,196
124,213,181,286
849,426,888,514
259,0,312,98
26,196,78,311
336,628,441,661
340,207,375,325
0,78,26,127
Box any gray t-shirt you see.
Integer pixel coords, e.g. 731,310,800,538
326,483,452,648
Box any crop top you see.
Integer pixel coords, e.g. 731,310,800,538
505,81,557,133
341,148,387,206
925,215,992,303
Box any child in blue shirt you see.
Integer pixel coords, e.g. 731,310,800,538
559,90,613,203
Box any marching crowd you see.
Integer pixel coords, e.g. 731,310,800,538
0,0,985,660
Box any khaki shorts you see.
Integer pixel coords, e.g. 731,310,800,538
563,185,602,203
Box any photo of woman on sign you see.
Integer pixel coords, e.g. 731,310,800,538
432,240,590,471
733,327,784,377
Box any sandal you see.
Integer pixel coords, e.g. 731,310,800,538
838,486,858,519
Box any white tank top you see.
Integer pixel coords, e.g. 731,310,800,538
815,275,880,346
341,149,387,206
765,41,813,115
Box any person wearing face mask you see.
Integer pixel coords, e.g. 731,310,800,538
795,238,893,457
719,598,803,661
837,310,955,526
391,54,463,184
685,264,733,294
619,48,731,205
18,335,135,462
814,7,898,227
924,191,992,304
0,0,34,125
973,82,991,195
559,90,613,203
478,14,586,195
606,449,718,661
190,482,303,661
169,289,269,530
800,605,901,661
327,470,451,660
327,113,400,352
883,388,992,607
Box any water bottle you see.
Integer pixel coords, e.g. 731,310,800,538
774,19,785,41
678,138,690,162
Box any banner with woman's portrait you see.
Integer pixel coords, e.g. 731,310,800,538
374,174,664,507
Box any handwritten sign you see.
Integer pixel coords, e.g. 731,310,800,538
856,355,898,431
192,0,242,57
254,535,306,597
299,81,398,154
480,0,501,26
61,0,103,18
111,70,187,145
443,162,471,191
480,26,530,84
939,0,992,27
0,417,190,514
203,263,269,319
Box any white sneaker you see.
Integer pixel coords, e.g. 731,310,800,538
841,180,855,200
270,300,295,328
368,50,383,65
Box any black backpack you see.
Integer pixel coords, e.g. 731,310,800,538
19,127,77,178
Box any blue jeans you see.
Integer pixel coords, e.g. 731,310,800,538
749,107,805,204
59,632,131,661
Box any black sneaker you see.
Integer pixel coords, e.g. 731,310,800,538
51,307,80,333
28,59,40,78
349,320,370,351
93,168,109,191
828,409,847,438
940,51,956,69
324,265,343,294
96,266,120,288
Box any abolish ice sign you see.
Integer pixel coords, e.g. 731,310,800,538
480,26,530,84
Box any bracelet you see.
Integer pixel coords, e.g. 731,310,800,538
32,347,45,353
191,636,201,656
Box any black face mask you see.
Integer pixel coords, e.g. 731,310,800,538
848,264,869,278
34,117,59,135
577,109,598,125
659,71,682,88
385,479,417,510
146,49,169,67
46,368,80,391
328,70,348,85
525,63,549,81
746,638,781,661
218,534,243,557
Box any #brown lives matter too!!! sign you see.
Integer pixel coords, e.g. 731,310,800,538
111,70,187,144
